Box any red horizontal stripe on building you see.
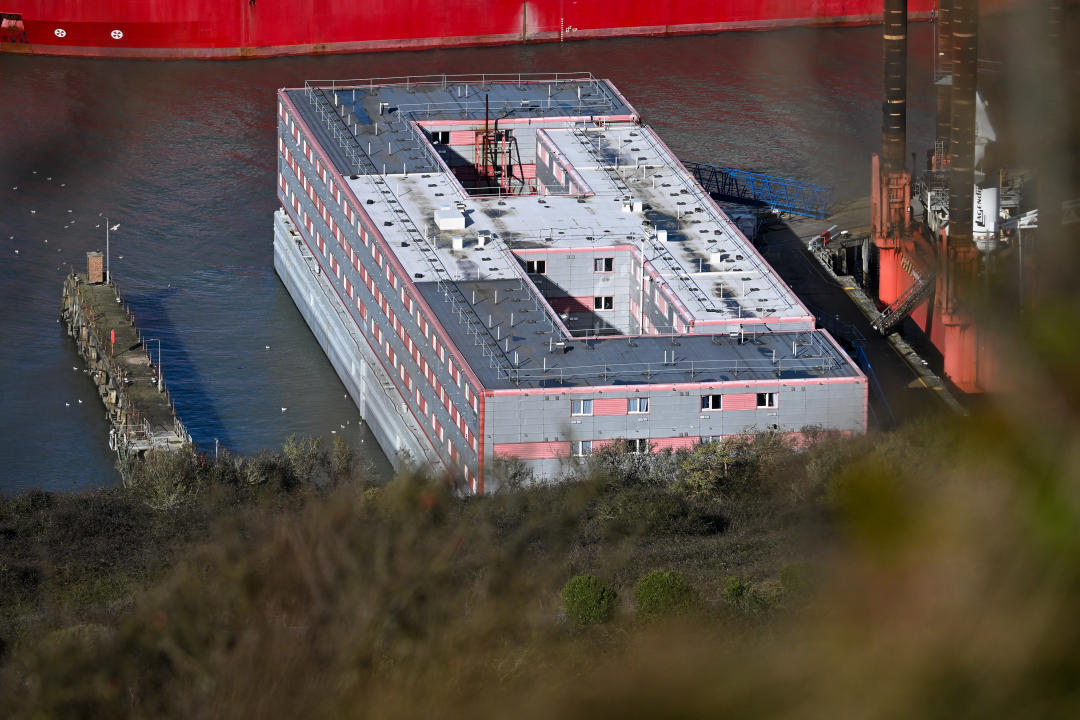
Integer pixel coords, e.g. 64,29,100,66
593,398,627,416
723,393,757,410
494,441,569,460
651,437,698,452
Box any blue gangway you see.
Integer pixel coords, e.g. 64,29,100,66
684,161,832,219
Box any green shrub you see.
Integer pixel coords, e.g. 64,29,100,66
633,570,699,620
561,574,618,626
723,575,779,614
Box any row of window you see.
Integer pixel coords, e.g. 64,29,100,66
524,257,615,275
702,393,778,410
279,111,480,478
567,393,778,417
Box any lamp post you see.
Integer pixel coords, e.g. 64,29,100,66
102,215,119,285
145,336,162,391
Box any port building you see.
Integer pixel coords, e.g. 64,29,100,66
274,73,866,492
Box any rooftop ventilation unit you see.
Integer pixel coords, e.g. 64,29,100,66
434,206,465,231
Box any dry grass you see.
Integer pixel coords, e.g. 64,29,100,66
1,409,1079,717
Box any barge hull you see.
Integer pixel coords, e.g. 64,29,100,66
2,1,935,59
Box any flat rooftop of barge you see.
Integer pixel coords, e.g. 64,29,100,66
281,73,855,390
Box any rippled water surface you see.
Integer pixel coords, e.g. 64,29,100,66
0,26,939,492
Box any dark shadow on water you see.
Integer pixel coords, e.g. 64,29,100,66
123,289,233,451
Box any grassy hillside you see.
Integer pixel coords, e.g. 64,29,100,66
2,412,1078,718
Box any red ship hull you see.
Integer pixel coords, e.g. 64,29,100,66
1,1,933,59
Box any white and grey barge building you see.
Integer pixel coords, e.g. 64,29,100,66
274,73,866,492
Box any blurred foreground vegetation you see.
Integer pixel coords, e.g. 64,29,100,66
2,416,1079,717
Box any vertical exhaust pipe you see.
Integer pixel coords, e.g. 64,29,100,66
935,0,954,159
948,0,978,250
882,0,908,174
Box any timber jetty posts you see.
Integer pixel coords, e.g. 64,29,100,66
61,269,191,462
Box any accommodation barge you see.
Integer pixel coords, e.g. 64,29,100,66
274,73,866,491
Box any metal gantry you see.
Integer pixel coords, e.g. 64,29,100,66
684,162,832,219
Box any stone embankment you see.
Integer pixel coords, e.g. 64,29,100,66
61,272,190,459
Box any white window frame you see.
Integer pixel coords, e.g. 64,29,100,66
757,392,778,409
593,257,614,272
593,296,614,311
628,397,649,414
571,440,592,457
701,394,722,411
571,399,593,416
525,259,546,275
627,438,649,454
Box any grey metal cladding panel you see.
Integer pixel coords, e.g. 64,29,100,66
485,381,865,446
282,123,479,469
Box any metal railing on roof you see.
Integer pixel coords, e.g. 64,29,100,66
304,72,598,95
502,330,845,385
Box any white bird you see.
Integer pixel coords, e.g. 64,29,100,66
11,186,16,190
118,255,123,259
13,250,18,255
29,210,36,215
47,176,52,180
65,402,70,407
264,345,270,350
77,399,83,404
281,407,287,412
331,430,337,434
32,171,37,174
67,209,72,213
60,183,66,187
340,424,345,429
44,239,47,243
72,366,77,371
95,224,100,228
110,223,119,231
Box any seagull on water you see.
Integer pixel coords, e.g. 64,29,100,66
29,210,36,215
13,250,18,255
281,407,287,413
65,402,70,407
265,345,270,350
77,399,83,404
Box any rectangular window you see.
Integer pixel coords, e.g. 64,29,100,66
593,257,614,272
525,259,546,275
430,130,450,145
627,397,649,414
627,438,649,454
571,399,593,416
593,296,614,311
757,392,778,408
571,440,592,457
701,394,722,411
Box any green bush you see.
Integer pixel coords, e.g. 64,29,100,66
561,574,618,626
633,570,699,620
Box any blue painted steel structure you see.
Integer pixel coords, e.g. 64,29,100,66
685,161,832,219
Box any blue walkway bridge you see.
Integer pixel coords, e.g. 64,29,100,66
684,162,832,219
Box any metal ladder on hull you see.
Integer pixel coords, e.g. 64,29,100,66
871,270,937,334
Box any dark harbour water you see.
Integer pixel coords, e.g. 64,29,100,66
0,25,941,493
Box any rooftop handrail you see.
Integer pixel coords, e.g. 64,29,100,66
504,336,843,383
304,72,596,92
